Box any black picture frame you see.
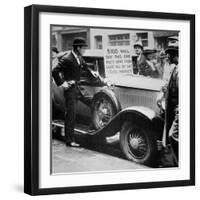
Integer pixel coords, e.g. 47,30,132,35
24,4,195,195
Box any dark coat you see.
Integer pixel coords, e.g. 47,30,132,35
52,51,88,86
165,66,179,135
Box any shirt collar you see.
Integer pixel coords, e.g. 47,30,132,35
137,53,141,61
72,50,81,65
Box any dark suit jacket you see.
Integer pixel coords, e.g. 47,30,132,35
52,51,88,86
165,66,179,135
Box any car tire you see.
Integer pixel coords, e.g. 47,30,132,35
92,91,120,130
120,121,157,166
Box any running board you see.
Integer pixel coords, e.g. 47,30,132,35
52,121,89,134
52,121,120,142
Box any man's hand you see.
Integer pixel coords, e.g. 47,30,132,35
60,80,76,90
60,81,70,90
68,80,76,86
90,70,99,78
93,71,99,78
156,91,165,112
146,60,156,71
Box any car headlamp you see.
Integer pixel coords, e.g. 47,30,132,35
106,81,115,90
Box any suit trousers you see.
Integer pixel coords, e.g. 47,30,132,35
64,85,77,143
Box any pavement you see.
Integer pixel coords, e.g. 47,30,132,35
51,133,148,174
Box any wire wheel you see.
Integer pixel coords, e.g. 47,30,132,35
120,121,157,166
93,97,114,128
127,127,149,160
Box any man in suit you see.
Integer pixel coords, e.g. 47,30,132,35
158,38,179,166
51,47,59,70
52,37,90,147
164,43,179,162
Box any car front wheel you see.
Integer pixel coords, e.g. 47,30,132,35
92,92,119,130
120,121,157,166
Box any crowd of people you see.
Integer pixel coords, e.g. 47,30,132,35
132,37,178,84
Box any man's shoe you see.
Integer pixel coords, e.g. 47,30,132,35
66,141,80,147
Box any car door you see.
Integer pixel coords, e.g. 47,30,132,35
76,57,105,119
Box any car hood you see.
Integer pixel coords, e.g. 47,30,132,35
104,74,164,91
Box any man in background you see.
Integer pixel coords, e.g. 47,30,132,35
158,38,179,166
133,41,157,76
164,41,179,162
52,47,59,69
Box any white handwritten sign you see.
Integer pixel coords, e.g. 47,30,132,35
104,47,133,77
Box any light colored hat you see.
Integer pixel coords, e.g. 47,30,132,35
133,41,143,49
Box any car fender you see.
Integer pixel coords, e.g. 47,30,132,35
88,106,163,138
92,87,122,112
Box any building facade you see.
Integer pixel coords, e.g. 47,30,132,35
52,26,178,53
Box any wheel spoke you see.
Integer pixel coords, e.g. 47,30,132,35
94,98,114,128
127,128,148,159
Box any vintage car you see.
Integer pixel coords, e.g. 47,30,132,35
52,49,165,166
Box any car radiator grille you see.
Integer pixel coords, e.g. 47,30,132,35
114,87,159,111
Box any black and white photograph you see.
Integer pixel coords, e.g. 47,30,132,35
1,0,200,198
51,26,179,173
24,5,195,195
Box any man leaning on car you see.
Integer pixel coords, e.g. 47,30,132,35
52,37,91,147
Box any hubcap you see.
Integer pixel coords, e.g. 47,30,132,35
129,137,140,149
128,128,148,159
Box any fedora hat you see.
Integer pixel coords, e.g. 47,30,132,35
165,36,179,54
73,37,88,47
